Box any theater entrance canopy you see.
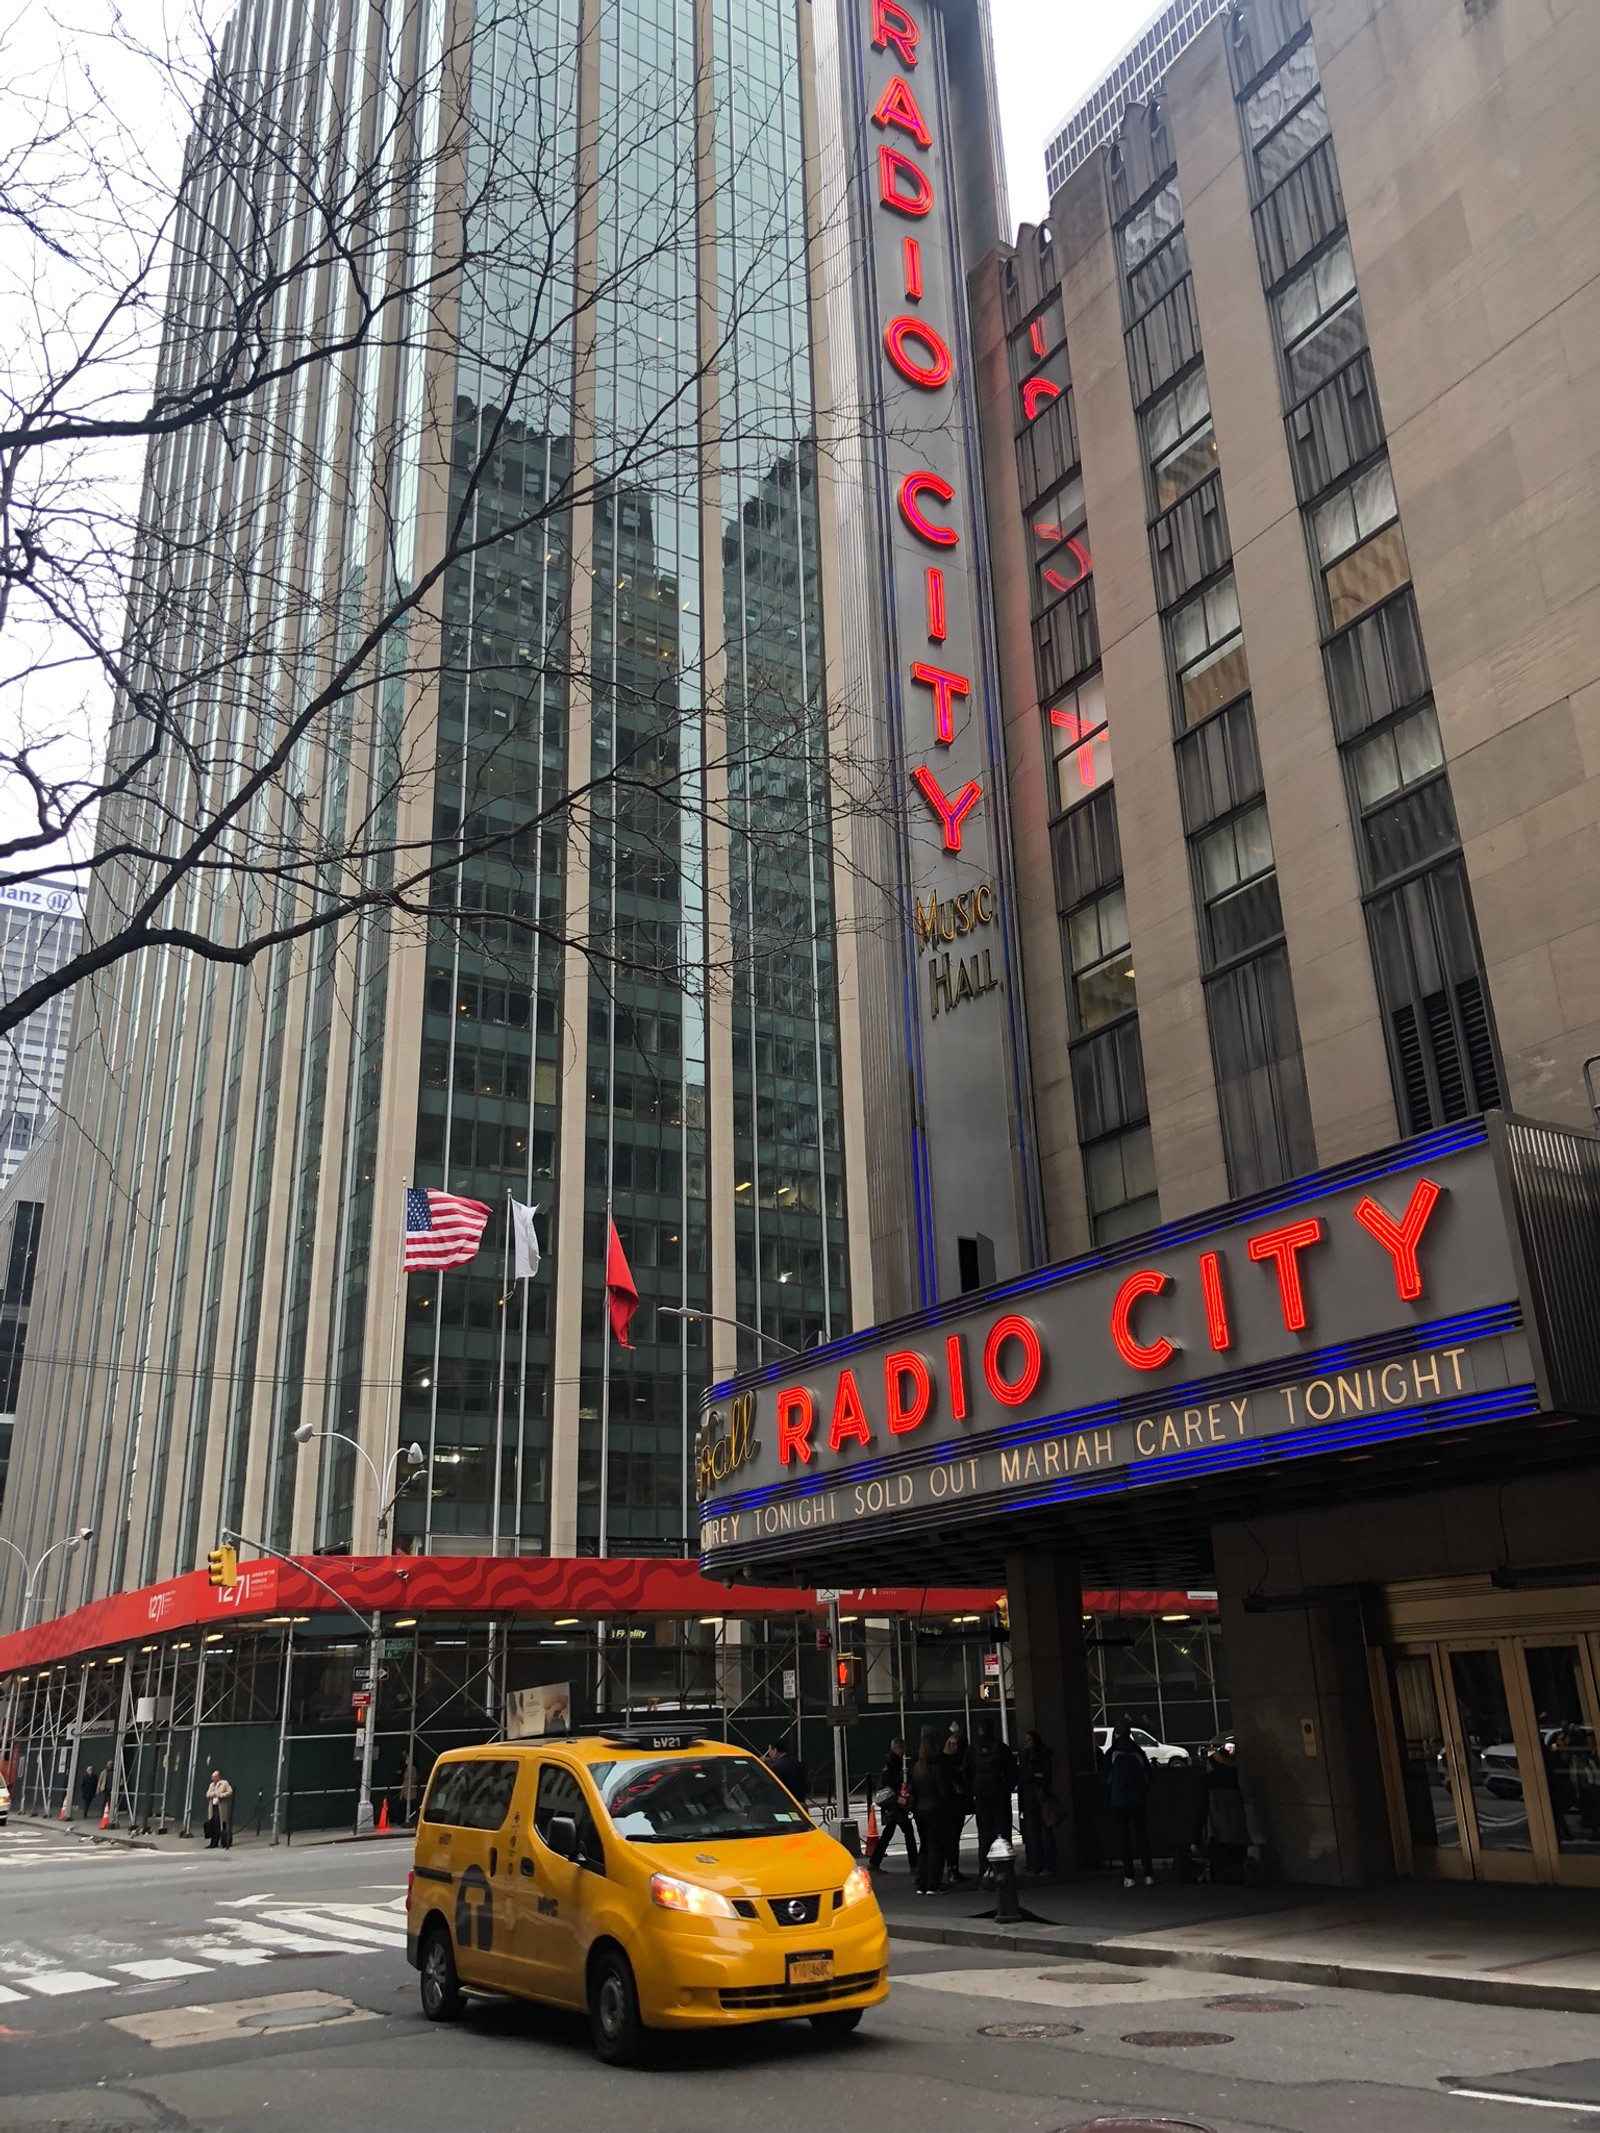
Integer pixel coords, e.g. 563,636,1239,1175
697,1116,1600,1590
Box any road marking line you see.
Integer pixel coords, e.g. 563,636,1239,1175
0,1984,23,2003
216,1919,360,1956
260,1907,404,1947
12,1970,116,1996
115,1959,212,1981
1447,2091,1600,2116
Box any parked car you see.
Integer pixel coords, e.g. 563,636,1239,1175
1094,1725,1190,1768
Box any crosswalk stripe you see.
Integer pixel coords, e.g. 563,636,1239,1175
0,1984,24,2003
257,1908,404,1948
13,1970,116,1996
115,1958,211,1981
216,1919,362,1956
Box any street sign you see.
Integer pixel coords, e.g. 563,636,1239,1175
825,1702,858,1726
353,1668,387,1687
351,1692,372,1714
781,1668,797,1701
814,1588,847,1603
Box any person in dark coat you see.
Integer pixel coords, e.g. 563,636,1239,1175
1018,1728,1057,1875
1204,1747,1250,1882
1106,1718,1153,1886
868,1736,918,1874
966,1715,1017,1882
764,1736,808,1803
909,1727,951,1894
942,1723,972,1882
78,1764,97,1820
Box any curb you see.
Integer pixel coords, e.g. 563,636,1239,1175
885,1917,1600,2017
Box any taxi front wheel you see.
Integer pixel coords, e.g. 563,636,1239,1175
809,2009,863,2039
419,1923,465,2023
588,1946,647,2067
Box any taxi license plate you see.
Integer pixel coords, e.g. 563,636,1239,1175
787,1953,834,1988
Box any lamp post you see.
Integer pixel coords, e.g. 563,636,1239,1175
656,1304,799,1365
290,1428,425,1834
0,1527,93,1810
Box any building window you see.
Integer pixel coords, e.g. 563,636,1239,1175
1084,1122,1160,1243
1064,885,1136,1033
1205,948,1317,1195
1168,573,1250,726
1350,704,1459,884
1029,474,1092,614
1046,672,1111,813
1367,861,1503,1133
1143,368,1216,509
1276,238,1365,400
1196,803,1283,964
1242,42,1326,189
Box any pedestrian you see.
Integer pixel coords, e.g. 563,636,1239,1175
942,1723,971,1882
77,1763,96,1821
967,1714,1017,1882
1106,1718,1154,1887
204,1768,235,1850
399,1751,420,1826
868,1736,918,1874
1018,1727,1057,1875
909,1727,952,1895
1204,1745,1250,1883
764,1735,808,1803
95,1761,112,1812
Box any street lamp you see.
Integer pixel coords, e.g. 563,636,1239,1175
291,1428,426,1834
657,1304,799,1363
0,1526,93,1812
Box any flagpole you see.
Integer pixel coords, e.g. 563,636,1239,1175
380,1180,407,1552
599,1192,612,1561
492,1191,510,1556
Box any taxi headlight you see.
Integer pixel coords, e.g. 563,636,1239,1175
649,1871,737,1918
839,1864,873,1908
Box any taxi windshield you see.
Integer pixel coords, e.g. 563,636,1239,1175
589,1754,809,1843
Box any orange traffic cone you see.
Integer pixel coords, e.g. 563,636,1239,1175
866,1797,879,1843
58,1796,68,1820
99,1803,110,1829
377,1797,390,1833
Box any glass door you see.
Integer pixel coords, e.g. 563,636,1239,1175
1444,1646,1537,1878
1521,1642,1600,1887
1387,1649,1466,1876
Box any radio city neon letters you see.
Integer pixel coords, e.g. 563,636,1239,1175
865,0,986,861
774,1178,1449,1461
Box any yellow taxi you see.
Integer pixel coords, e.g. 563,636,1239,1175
405,1729,888,2063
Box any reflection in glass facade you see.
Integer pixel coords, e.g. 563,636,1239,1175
0,0,851,1616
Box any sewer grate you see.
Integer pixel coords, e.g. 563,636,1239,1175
979,2020,1085,2039
1119,2030,1235,2048
1205,1995,1306,2013
1039,1968,1147,1985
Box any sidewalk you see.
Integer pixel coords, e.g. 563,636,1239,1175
15,1811,412,1853
872,1857,1600,2016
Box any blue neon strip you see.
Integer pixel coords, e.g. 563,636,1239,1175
701,1301,1522,1519
707,1116,1491,1401
701,1384,1543,1564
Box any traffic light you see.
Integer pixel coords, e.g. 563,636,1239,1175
207,1544,238,1591
833,1654,855,1695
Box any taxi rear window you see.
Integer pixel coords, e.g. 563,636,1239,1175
421,1757,518,1830
589,1755,808,1842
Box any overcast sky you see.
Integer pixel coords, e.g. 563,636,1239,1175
993,0,1156,226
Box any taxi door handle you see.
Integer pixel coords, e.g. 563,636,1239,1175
520,1857,535,1878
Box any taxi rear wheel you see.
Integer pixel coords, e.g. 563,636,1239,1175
588,1946,647,2067
419,1922,465,2023
809,2008,863,2039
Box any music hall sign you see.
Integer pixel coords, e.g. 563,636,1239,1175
698,1118,1600,1577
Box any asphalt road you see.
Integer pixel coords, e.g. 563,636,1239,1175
1,1820,1599,2132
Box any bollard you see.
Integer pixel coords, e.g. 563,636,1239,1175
988,1836,1020,1924
836,1817,861,1858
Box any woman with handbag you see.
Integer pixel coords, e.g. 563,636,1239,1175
909,1727,952,1894
867,1736,919,1874
1018,1728,1058,1875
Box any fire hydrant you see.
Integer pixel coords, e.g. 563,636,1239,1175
988,1835,1021,1923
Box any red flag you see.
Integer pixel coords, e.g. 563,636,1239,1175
606,1219,639,1348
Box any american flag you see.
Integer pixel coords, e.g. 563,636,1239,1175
403,1187,491,1270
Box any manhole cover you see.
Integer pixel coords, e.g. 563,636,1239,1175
979,2020,1084,2039
241,2003,352,2032
1052,2121,1218,2132
1119,2030,1234,2048
1039,1968,1147,1985
1205,1995,1306,2013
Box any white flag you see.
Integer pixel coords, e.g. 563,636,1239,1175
510,1200,542,1280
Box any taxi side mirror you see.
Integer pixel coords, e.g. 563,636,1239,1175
545,1813,578,1859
